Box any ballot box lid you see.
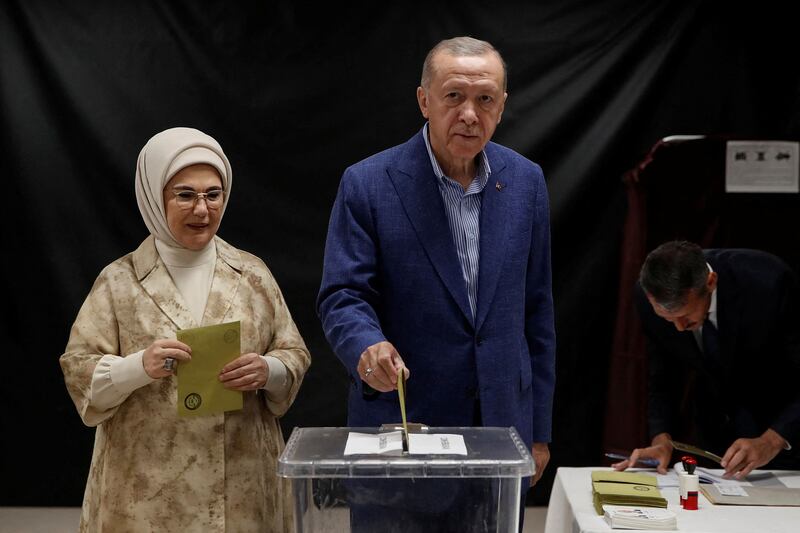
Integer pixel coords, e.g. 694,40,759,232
278,426,535,478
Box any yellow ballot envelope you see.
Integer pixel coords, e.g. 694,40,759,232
176,321,243,417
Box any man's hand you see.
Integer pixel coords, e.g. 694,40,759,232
530,442,550,486
721,428,786,479
612,432,673,475
358,341,409,393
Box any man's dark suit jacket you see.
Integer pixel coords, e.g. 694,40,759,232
635,248,800,468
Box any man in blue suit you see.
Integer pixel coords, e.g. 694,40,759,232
317,36,556,490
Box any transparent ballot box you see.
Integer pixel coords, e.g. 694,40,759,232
278,426,534,533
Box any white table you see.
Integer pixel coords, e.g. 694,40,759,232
544,467,800,533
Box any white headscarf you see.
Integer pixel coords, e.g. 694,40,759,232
135,127,233,248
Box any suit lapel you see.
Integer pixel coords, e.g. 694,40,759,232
201,237,242,326
475,146,510,331
133,236,197,330
390,134,473,325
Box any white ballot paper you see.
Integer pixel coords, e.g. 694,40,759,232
344,431,404,455
343,432,467,456
715,483,749,497
407,433,467,455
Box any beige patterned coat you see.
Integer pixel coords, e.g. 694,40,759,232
61,236,310,532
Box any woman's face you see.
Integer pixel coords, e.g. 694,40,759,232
163,164,224,250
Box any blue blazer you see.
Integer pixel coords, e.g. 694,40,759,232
317,129,556,448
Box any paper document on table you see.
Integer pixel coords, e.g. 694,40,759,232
655,470,680,488
591,471,667,515
602,505,677,530
673,462,781,486
344,431,404,455
176,321,243,417
408,433,467,455
701,484,800,506
716,484,749,496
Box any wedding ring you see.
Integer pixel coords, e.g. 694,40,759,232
365,367,374,378
163,357,175,371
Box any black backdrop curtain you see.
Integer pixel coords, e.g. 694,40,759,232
1,0,798,506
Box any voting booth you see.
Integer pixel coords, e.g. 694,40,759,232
278,426,534,533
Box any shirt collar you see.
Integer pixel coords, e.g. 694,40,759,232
422,123,491,190
707,262,718,327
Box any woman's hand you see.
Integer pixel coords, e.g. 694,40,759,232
142,339,192,379
219,353,269,391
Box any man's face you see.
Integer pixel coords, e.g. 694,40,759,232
416,51,507,164
646,271,717,332
647,289,710,332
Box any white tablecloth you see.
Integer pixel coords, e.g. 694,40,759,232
544,467,800,533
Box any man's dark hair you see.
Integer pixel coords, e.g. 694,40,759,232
639,241,709,311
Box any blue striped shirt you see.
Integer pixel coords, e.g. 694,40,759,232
423,123,491,318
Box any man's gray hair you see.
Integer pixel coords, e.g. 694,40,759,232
639,241,709,311
420,36,507,89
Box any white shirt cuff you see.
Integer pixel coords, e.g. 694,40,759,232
261,355,290,394
89,351,155,410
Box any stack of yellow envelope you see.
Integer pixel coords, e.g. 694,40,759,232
591,471,668,515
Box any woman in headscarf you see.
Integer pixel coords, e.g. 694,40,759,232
60,127,310,532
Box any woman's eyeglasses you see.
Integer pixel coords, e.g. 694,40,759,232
170,188,225,210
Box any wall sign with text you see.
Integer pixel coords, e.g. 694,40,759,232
725,141,799,193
